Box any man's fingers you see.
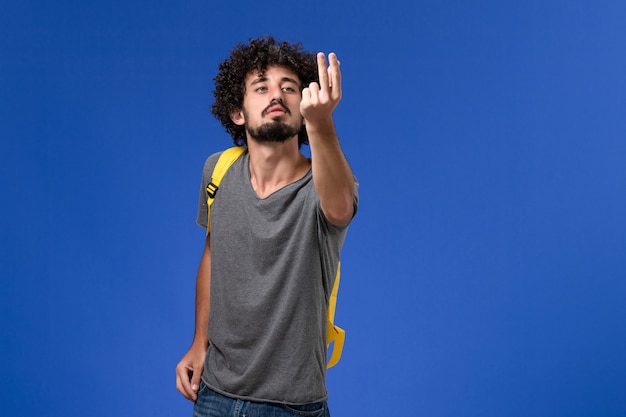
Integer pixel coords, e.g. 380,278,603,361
328,52,342,100
317,52,329,92
302,86,311,102
190,367,201,392
308,81,320,98
175,364,198,402
315,52,341,99
303,51,342,120
175,366,192,400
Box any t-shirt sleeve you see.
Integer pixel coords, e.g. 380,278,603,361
351,176,360,220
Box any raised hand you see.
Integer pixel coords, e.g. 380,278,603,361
300,52,342,128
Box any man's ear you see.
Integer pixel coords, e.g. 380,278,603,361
230,109,245,126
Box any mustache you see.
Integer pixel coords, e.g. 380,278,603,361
262,100,290,117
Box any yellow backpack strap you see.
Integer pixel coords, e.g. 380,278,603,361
326,262,345,368
206,147,246,234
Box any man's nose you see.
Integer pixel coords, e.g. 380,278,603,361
269,85,284,101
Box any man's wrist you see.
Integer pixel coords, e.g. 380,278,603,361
305,117,336,136
191,333,209,349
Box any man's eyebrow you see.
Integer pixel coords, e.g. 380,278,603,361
281,76,300,86
250,76,268,86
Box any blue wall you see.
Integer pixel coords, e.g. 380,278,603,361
2,1,625,416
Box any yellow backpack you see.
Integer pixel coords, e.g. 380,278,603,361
205,147,345,368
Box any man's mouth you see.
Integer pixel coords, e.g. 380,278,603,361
263,103,289,117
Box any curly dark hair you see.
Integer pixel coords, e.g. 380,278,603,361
211,36,318,147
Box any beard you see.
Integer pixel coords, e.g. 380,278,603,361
246,119,302,144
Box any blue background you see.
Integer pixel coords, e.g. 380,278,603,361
2,1,625,416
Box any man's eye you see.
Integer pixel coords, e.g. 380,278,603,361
255,86,267,92
282,86,296,92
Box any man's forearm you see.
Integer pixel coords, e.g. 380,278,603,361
193,235,211,348
308,120,355,226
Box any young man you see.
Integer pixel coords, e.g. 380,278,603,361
175,36,358,417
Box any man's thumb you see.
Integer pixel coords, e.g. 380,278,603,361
191,370,201,392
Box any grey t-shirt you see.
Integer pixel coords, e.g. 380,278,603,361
196,149,357,404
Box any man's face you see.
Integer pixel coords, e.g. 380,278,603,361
231,65,304,144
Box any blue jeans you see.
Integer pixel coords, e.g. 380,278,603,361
192,382,330,417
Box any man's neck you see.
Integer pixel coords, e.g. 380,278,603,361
247,138,310,199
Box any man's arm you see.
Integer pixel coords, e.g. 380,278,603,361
175,234,211,402
301,52,355,227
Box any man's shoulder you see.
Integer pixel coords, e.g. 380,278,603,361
200,148,250,189
202,149,236,176
202,150,224,170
